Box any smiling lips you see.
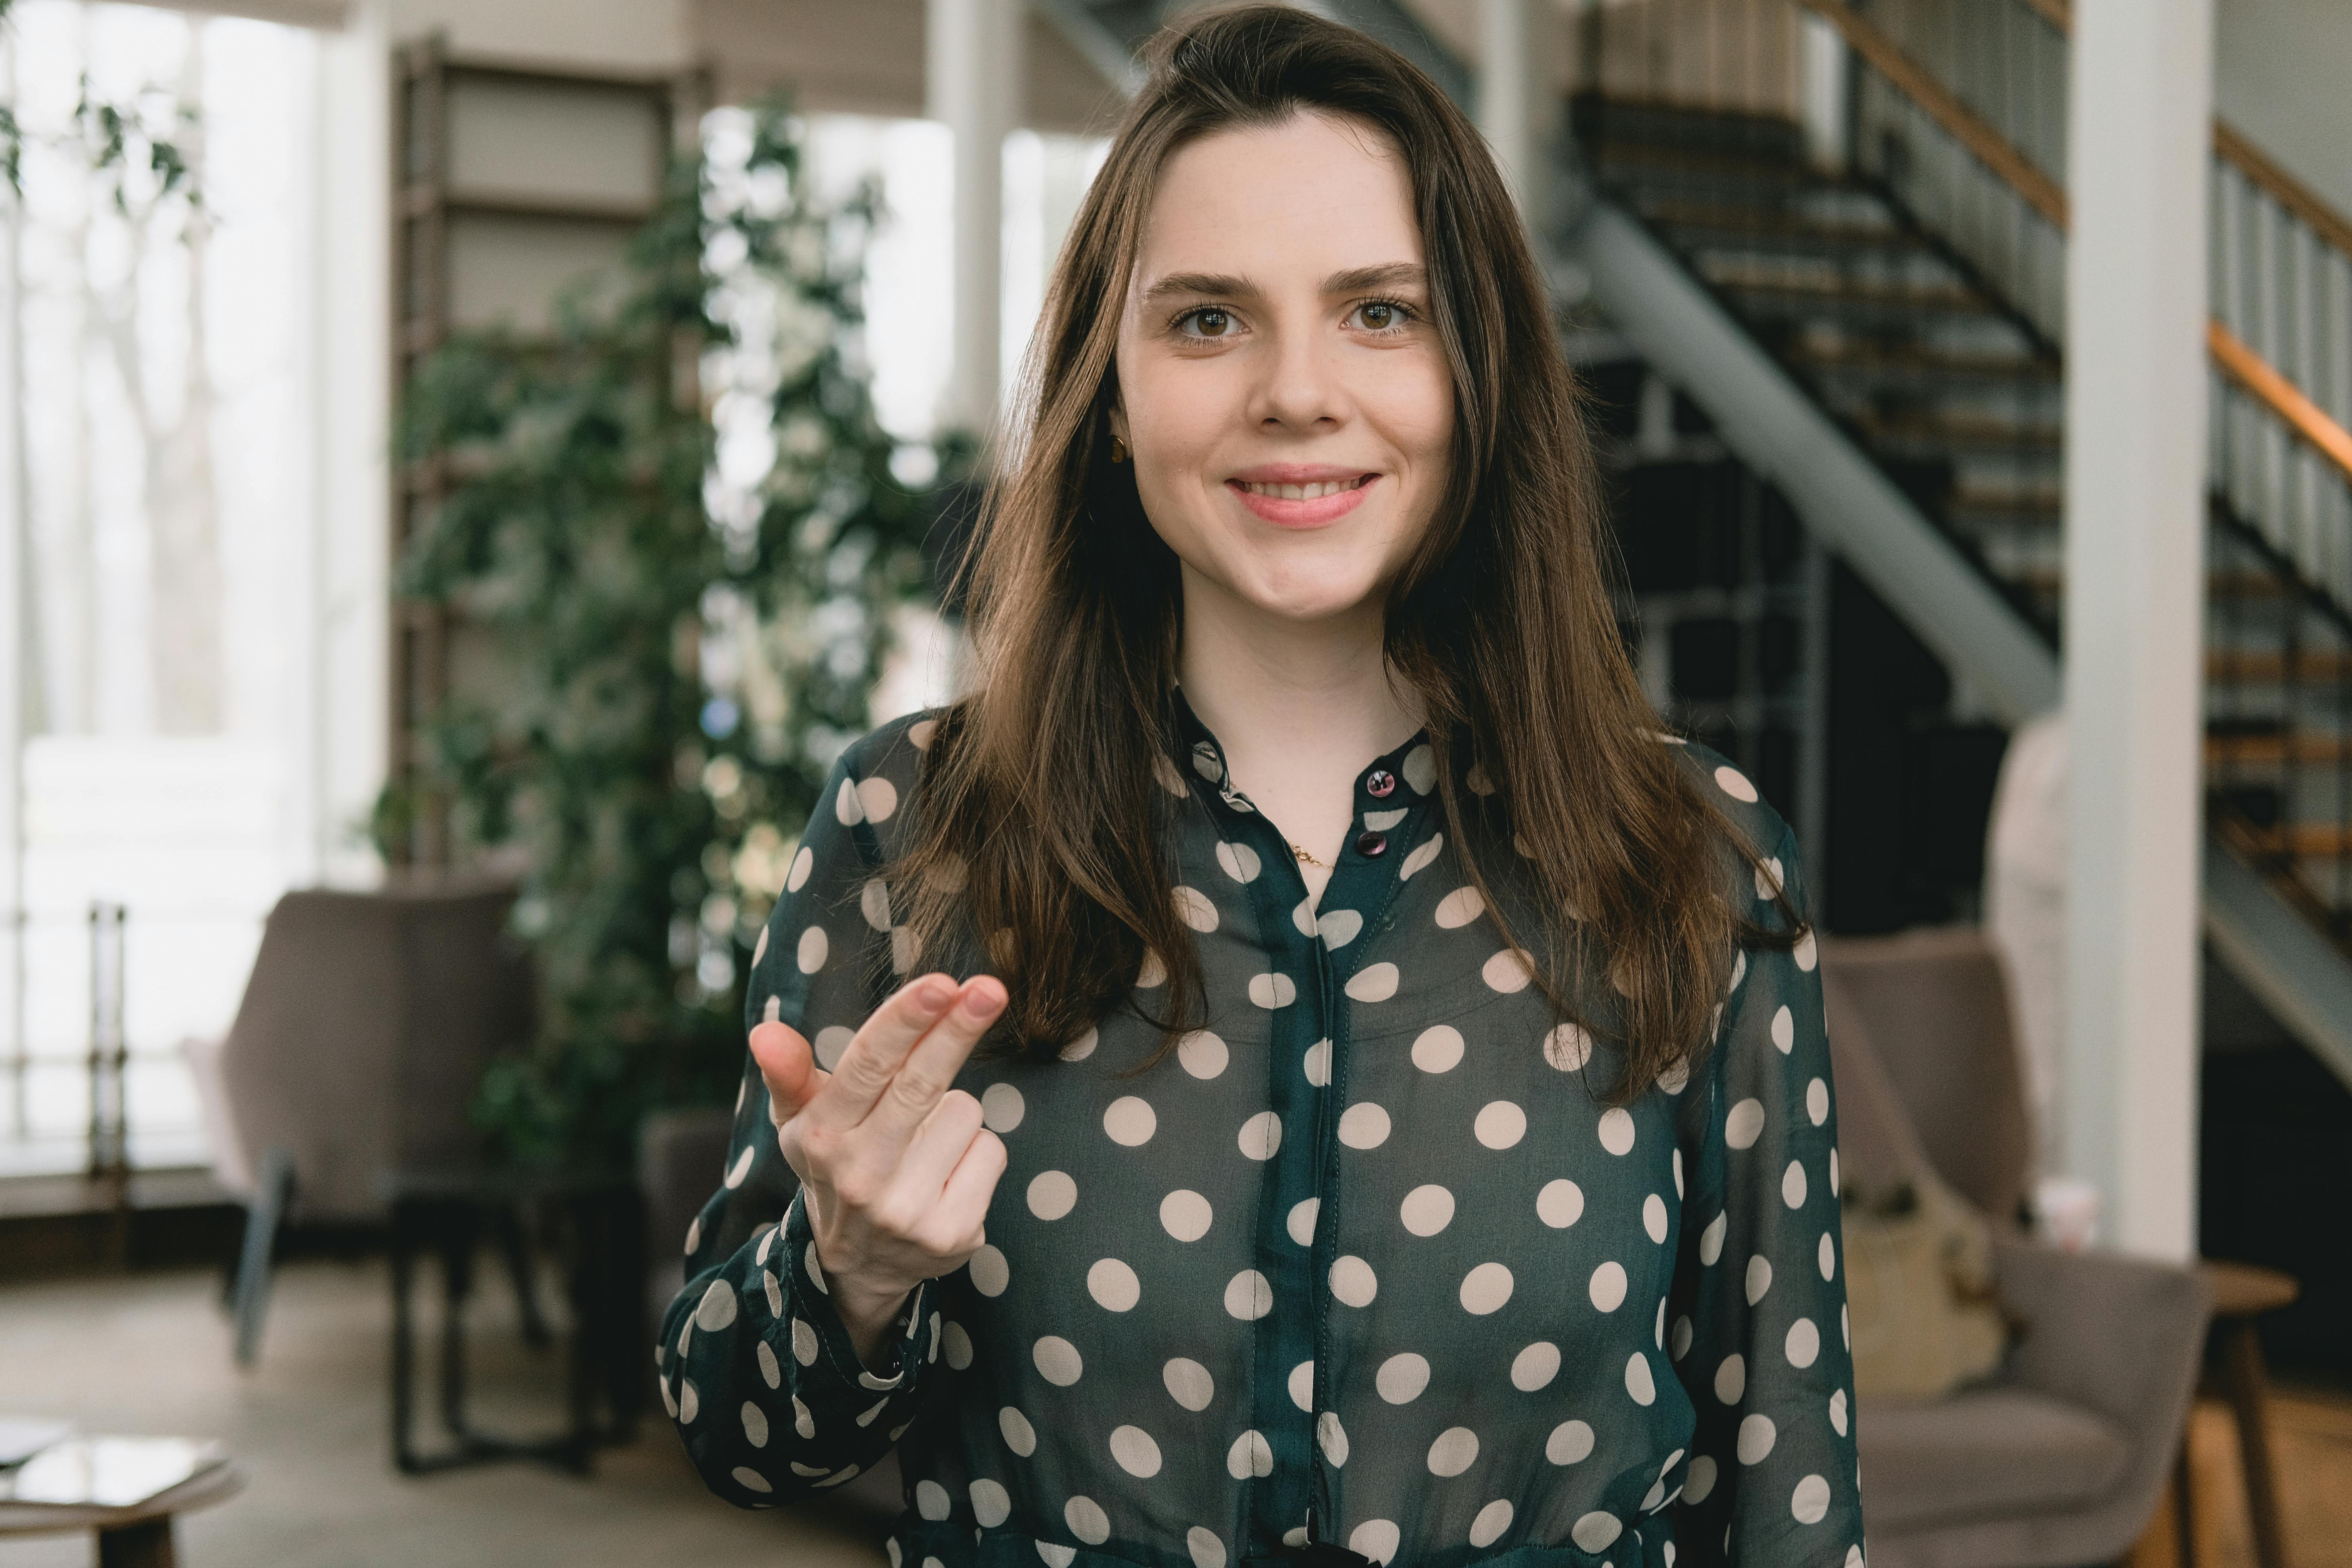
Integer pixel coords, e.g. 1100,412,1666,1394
1226,470,1380,528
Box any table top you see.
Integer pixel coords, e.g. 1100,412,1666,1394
0,1461,242,1538
2203,1258,2300,1318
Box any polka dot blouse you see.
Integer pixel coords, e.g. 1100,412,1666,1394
660,701,1864,1568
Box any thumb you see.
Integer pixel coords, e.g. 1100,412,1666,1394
748,1019,824,1124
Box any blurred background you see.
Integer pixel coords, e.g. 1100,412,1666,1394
0,0,2346,1564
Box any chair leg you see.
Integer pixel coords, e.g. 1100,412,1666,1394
231,1147,294,1368
2223,1319,2294,1568
495,1203,552,1349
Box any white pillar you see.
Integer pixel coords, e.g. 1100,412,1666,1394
1477,0,1537,218
2061,0,2214,1260
929,0,1023,437
1797,13,1847,172
1,34,29,1121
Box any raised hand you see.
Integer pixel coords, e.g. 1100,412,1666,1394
747,973,1011,1368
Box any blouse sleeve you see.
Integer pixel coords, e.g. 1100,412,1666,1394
1669,824,1865,1568
656,737,945,1507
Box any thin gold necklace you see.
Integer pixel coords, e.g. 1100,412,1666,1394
1289,840,1330,870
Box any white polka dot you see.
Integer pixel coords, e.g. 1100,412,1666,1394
1188,1526,1228,1568
810,1025,853,1070
750,926,769,970
1547,1419,1595,1464
1412,1025,1465,1072
764,1270,783,1317
1337,1102,1391,1148
1215,841,1262,883
968,1478,1011,1527
739,1399,769,1448
1686,1455,1719,1503
1598,1107,1637,1155
1109,1424,1162,1478
1470,1499,1514,1549
1400,834,1444,880
1317,1410,1349,1466
786,845,814,892
1512,1341,1561,1391
790,1319,817,1365
1292,897,1316,936
931,1319,969,1371
1807,1077,1830,1126
970,1244,1009,1296
1104,1096,1157,1145
1831,1147,1841,1196
1589,1261,1628,1312
1227,1429,1273,1478
1226,1270,1273,1320
1660,1057,1690,1094
1087,1257,1141,1310
1573,1512,1624,1553
1401,744,1437,793
1656,1297,1667,1348
1715,1353,1746,1403
796,926,828,974
1482,949,1535,992
1627,1352,1658,1404
1400,1184,1455,1236
1350,1520,1402,1567
1177,1030,1229,1079
1248,972,1297,1009
1538,1179,1585,1227
1699,1210,1727,1264
891,927,921,973
1136,950,1167,988
1543,1023,1593,1071
1428,1426,1480,1476
916,1479,951,1518
1461,1262,1514,1314
1796,929,1818,970
1829,1388,1849,1436
1715,765,1758,802
1436,887,1484,928
1784,1160,1809,1209
721,1144,755,1192
757,1342,782,1390
1164,1358,1214,1411
1792,1474,1832,1524
1346,963,1400,1002
1059,1027,1098,1061
1028,1170,1077,1220
1329,1255,1377,1307
854,776,898,823
981,1082,1025,1132
1670,1316,1694,1360
1786,1318,1820,1368
1065,1495,1110,1545
695,1277,739,1331
1769,1009,1797,1057
1160,1190,1213,1242
1755,857,1783,900
1474,1100,1527,1149
859,878,893,932
1033,1336,1083,1385
1000,1405,1037,1455
835,778,865,824
1238,1110,1283,1161
1726,1098,1765,1149
1173,885,1218,931
1377,1352,1430,1403
1287,1198,1319,1246
1039,1547,1075,1568
1318,908,1364,948
1747,1254,1774,1304
1737,1413,1777,1464
732,1465,773,1492
1818,1231,1836,1279
1287,1360,1314,1411
1303,1039,1332,1086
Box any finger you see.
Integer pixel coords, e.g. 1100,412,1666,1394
857,976,1008,1147
935,1126,1008,1245
889,1088,988,1210
815,973,964,1127
747,1021,825,1124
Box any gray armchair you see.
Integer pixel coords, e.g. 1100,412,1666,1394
1822,929,2212,1568
184,882,537,1363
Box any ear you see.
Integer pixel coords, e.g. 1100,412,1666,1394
1106,397,1129,448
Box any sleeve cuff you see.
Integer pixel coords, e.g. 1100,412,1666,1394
776,1188,939,1394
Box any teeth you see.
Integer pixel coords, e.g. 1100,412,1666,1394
1243,480,1355,500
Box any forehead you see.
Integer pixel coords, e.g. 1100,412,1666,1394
1134,112,1424,287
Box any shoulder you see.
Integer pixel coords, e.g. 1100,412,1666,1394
830,709,945,793
1658,732,1796,860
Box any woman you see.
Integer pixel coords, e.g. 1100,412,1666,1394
660,10,1862,1568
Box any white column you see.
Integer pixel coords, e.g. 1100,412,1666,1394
928,0,1023,437
1477,0,1537,218
1,34,29,1121
1797,13,1847,172
2061,0,2214,1260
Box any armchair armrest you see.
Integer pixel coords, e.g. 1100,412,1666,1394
1995,1237,2212,1430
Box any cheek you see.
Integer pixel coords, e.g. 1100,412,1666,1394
1384,358,1456,486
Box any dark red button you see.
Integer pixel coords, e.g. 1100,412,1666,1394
1365,770,1397,799
1355,830,1388,858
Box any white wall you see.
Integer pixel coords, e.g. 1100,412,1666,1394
385,0,692,71
2214,0,2352,222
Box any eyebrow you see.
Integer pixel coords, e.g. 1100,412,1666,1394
1137,262,1428,308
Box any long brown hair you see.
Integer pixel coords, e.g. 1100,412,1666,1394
893,4,1794,1098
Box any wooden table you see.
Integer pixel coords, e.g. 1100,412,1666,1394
0,1462,242,1568
2169,1260,2300,1568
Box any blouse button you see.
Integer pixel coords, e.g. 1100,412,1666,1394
1365,770,1397,799
1355,830,1388,858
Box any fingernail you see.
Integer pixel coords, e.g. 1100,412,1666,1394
960,980,1004,1018
918,976,957,1011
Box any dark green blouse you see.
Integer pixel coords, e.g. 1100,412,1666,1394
660,702,1864,1568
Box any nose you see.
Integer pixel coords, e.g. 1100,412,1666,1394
1246,316,1350,434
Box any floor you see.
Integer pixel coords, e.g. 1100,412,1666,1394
0,1260,892,1568
2,1262,2349,1568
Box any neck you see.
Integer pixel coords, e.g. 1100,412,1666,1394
1174,565,1423,778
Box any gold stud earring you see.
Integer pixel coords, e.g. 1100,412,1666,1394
1110,435,1129,464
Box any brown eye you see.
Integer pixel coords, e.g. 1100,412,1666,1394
1361,302,1396,329
1186,308,1233,338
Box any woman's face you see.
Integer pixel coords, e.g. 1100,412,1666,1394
1111,112,1455,624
